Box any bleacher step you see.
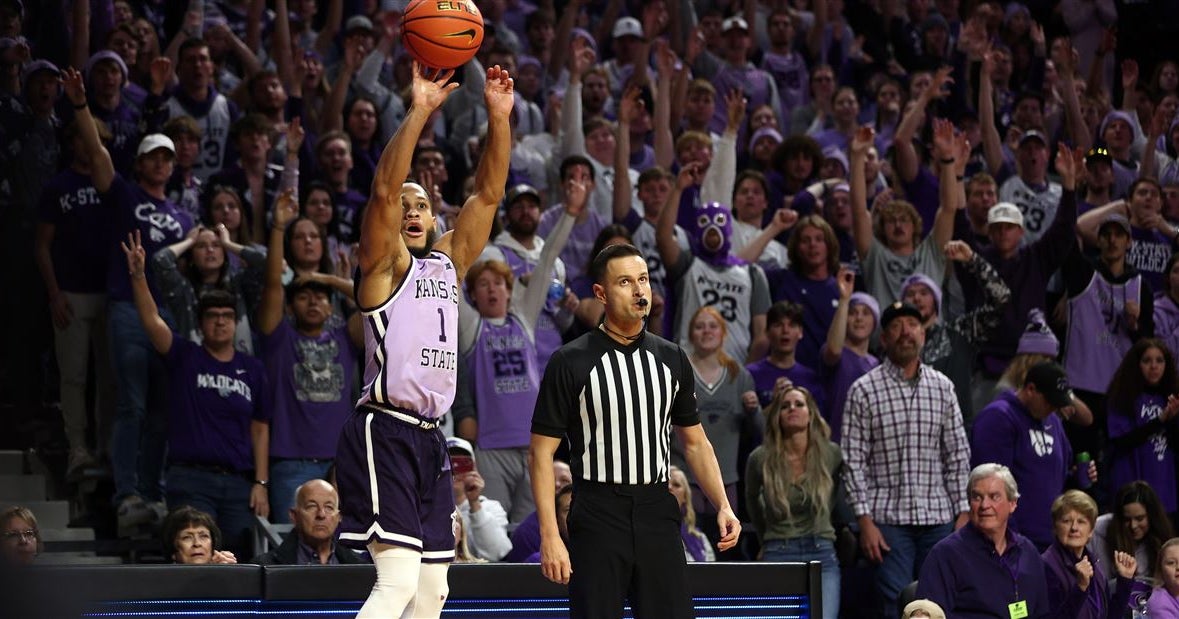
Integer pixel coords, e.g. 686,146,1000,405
0,451,24,475
35,553,123,565
40,527,95,542
0,500,69,528
0,474,46,501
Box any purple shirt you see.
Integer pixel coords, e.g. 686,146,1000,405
1108,393,1178,513
900,166,941,237
710,62,775,139
538,206,607,283
760,51,808,121
164,337,270,472
468,314,540,449
334,189,368,244
89,98,143,176
766,269,839,369
1127,226,1176,292
103,174,194,302
917,522,1050,619
504,510,540,562
970,390,1072,548
1042,541,1129,619
262,321,357,459
746,358,826,417
823,347,878,444
37,169,109,293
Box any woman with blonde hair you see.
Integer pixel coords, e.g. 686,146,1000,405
673,305,759,548
668,466,715,562
745,384,843,619
0,507,41,566
1148,537,1179,615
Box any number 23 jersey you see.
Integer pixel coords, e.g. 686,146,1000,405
669,254,771,364
356,251,459,420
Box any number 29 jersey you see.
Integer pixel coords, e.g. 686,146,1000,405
356,251,459,420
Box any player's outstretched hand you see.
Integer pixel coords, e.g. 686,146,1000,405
411,61,458,112
485,64,515,120
716,507,741,552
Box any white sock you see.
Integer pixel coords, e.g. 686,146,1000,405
356,542,421,619
401,562,450,618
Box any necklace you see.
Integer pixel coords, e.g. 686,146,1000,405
600,322,642,342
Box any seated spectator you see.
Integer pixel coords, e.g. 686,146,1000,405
1042,490,1137,619
971,361,1088,550
901,600,946,619
669,465,715,563
504,460,571,563
122,232,271,558
1090,481,1175,587
917,463,1050,617
745,384,841,619
162,506,237,564
0,507,40,566
448,438,511,562
523,485,573,564
251,480,367,565
1148,538,1179,616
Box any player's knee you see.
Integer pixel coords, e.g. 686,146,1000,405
412,563,451,617
360,544,421,616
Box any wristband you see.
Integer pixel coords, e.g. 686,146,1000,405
254,479,269,487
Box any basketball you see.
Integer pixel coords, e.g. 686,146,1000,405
401,0,485,70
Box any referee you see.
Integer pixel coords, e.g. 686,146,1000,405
529,244,740,618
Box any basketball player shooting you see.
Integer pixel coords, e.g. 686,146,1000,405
334,61,514,619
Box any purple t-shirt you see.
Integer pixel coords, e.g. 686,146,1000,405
262,321,357,459
823,347,878,444
538,206,607,283
164,337,270,472
766,269,840,370
760,50,808,121
970,390,1071,548
103,174,193,302
746,358,826,417
334,189,368,244
900,166,940,237
37,168,109,294
90,99,143,176
1108,393,1178,513
1127,226,1176,293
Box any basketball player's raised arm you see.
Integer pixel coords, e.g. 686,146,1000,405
356,62,458,308
442,65,515,277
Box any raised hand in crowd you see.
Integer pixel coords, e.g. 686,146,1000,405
60,66,86,107
943,240,974,263
149,56,172,96
725,89,747,134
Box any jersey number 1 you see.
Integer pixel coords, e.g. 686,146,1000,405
437,307,447,342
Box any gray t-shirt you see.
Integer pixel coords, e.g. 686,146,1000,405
862,235,947,309
671,365,756,484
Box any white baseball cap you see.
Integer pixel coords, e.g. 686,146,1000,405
136,133,176,158
612,16,642,39
986,202,1024,228
722,16,749,32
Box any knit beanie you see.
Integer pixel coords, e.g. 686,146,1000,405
1017,308,1059,357
899,273,943,314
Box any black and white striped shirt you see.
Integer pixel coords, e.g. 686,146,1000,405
531,329,699,485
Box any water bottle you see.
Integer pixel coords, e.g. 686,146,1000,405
1075,452,1092,490
544,278,563,301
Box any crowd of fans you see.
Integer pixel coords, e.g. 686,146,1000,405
4,0,1179,617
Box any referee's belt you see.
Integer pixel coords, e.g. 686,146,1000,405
359,403,441,430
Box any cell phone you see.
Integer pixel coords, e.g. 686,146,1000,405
451,455,474,476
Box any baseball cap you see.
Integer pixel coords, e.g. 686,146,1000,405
919,13,949,33
84,50,128,83
1026,361,1073,409
987,202,1024,228
20,59,60,89
1084,146,1113,167
880,301,922,329
136,133,176,157
1098,213,1132,235
505,183,541,206
345,15,375,34
1018,129,1048,147
612,16,642,39
446,437,475,456
722,16,749,33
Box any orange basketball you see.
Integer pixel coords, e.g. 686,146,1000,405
401,0,485,70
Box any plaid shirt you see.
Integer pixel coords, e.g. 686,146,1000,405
841,357,971,525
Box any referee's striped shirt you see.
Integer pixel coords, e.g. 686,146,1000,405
531,328,699,485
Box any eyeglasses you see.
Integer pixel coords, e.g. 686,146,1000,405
3,529,36,543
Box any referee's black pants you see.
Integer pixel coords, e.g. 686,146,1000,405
568,480,694,619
